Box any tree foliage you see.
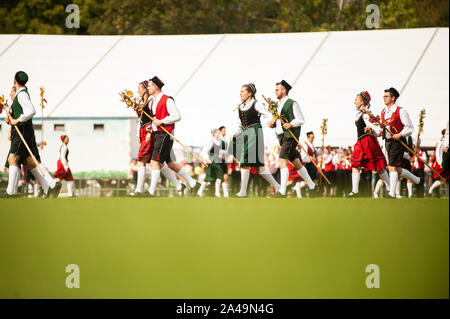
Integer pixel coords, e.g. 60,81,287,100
0,0,448,35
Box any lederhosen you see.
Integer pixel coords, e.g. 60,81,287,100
8,87,40,163
151,95,176,164
205,139,224,182
304,142,317,180
278,99,301,163
230,101,264,167
382,106,407,167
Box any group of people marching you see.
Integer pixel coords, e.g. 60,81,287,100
129,78,448,199
1,71,449,199
1,71,75,198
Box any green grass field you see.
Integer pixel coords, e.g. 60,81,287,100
0,198,448,299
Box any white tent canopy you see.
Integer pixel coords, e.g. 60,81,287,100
1,28,448,148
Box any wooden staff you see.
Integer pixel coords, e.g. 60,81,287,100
262,95,330,184
320,118,328,148
119,91,208,167
362,108,444,179
0,97,44,176
39,87,47,149
414,109,425,149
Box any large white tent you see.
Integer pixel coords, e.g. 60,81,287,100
0,28,448,172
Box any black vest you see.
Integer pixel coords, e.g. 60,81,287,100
238,101,260,129
60,145,69,162
139,101,153,127
356,114,366,139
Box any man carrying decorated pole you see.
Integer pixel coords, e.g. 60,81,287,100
126,80,185,197
267,80,319,197
0,71,61,198
299,131,320,196
230,83,281,198
378,87,421,198
146,76,201,197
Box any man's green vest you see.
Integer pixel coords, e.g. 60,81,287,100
280,99,300,139
11,87,32,125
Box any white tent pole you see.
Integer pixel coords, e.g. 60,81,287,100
0,34,22,59
174,34,227,97
292,31,331,87
47,36,124,117
400,28,439,95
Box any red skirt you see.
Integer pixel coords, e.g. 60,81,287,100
288,162,301,182
54,159,74,181
351,135,387,171
138,125,155,162
432,161,449,180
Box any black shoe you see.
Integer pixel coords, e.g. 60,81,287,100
128,191,144,197
309,186,320,198
272,191,287,198
177,184,186,197
346,192,359,198
231,193,248,198
0,192,19,198
52,182,62,198
46,187,53,198
190,182,201,197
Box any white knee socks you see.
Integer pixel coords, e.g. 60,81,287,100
237,168,250,196
389,172,398,198
177,166,196,188
297,166,315,190
161,165,181,190
351,172,361,194
407,182,413,198
400,169,420,184
67,181,74,196
279,167,289,195
378,170,390,192
148,170,161,195
135,166,146,193
222,183,229,198
7,166,20,195
259,167,280,192
428,180,441,194
215,179,221,197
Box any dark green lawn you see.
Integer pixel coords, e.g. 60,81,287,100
0,198,448,299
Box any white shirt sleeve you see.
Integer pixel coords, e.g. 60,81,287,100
445,120,449,148
161,98,181,125
399,108,414,137
436,141,444,166
301,142,310,163
362,112,381,136
202,140,213,162
60,145,69,169
17,90,36,123
255,100,273,127
324,154,332,164
290,101,305,127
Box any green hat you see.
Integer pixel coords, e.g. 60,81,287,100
15,71,28,86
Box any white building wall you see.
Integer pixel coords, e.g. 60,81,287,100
0,118,132,173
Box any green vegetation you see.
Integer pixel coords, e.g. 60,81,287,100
0,0,448,35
